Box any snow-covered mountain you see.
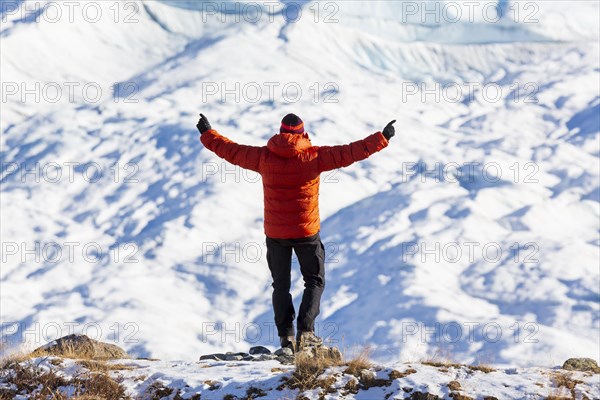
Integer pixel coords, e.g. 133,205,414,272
1,0,599,368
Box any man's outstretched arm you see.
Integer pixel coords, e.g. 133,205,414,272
317,120,395,173
197,114,263,173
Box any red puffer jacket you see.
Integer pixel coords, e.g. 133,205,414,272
201,130,388,239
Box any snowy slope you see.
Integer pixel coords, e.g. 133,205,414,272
1,0,599,368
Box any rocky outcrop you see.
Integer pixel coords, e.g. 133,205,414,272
562,357,600,372
31,334,130,360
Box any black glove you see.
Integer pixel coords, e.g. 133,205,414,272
382,120,396,141
197,113,212,134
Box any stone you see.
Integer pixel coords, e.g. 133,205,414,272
31,334,129,360
249,346,271,355
253,354,277,361
562,358,600,372
297,345,342,362
408,392,441,400
359,369,376,382
276,354,295,365
328,346,343,362
274,347,293,357
199,353,227,361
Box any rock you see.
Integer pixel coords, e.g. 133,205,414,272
408,392,441,400
447,380,462,391
274,347,295,365
253,354,276,361
249,346,271,355
221,352,249,361
562,358,599,372
30,334,129,360
359,369,376,382
449,393,474,400
242,355,255,361
276,354,295,365
328,346,343,362
296,345,342,362
199,353,227,361
274,347,293,357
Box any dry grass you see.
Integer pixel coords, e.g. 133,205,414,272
389,368,417,379
287,349,344,391
0,348,32,369
77,360,137,372
424,347,454,363
31,341,101,361
71,371,129,400
289,345,420,395
344,346,374,376
143,381,176,400
0,360,68,399
0,359,130,400
421,347,462,371
421,348,496,374
421,360,496,374
468,364,496,373
546,371,584,400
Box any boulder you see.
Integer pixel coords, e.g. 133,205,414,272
249,346,271,355
562,358,600,372
31,334,130,360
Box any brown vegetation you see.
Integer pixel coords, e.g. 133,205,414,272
0,359,129,399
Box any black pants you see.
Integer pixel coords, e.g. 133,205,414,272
266,232,325,337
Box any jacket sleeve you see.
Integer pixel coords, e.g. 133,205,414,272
200,129,264,173
317,131,389,173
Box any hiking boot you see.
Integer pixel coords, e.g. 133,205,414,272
279,336,295,353
296,331,323,350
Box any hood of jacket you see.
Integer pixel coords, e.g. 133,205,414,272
267,132,312,158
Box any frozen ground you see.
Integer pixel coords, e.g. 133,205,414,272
2,355,600,399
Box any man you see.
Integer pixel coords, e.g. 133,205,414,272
197,113,394,352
